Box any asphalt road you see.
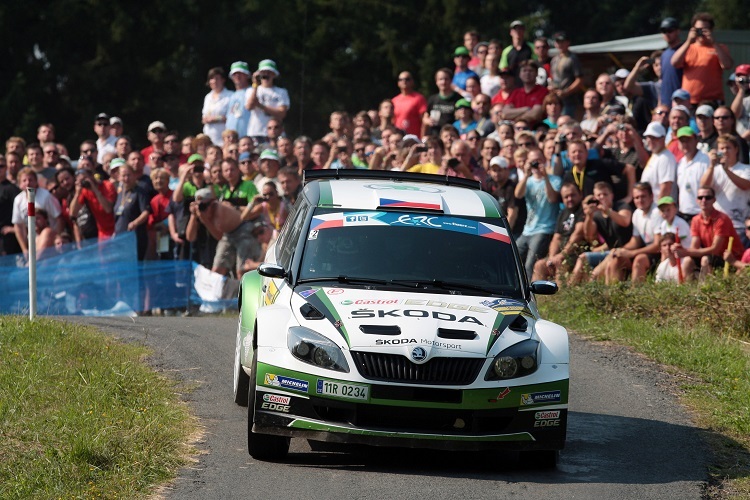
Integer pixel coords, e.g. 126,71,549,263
72,316,709,499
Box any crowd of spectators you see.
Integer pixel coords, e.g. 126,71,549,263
2,13,750,306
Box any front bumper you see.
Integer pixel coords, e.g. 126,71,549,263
253,362,568,452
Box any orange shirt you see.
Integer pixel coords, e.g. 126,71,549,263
682,43,728,104
690,209,743,258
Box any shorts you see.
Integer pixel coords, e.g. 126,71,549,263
212,221,262,273
583,250,610,268
691,255,724,270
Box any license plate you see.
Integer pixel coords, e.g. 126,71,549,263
316,379,369,401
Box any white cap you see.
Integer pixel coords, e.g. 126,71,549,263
695,104,714,117
110,116,122,126
614,68,630,80
644,122,666,138
148,121,166,132
402,134,421,144
489,156,510,169
671,104,691,117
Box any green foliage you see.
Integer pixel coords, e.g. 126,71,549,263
0,317,195,498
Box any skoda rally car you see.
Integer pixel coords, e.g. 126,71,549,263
233,170,568,464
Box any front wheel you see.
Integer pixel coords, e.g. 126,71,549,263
247,351,290,460
233,314,249,406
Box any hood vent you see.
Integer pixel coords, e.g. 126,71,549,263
509,315,528,332
437,328,477,340
299,303,325,320
359,325,401,335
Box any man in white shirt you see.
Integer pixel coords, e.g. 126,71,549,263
675,126,709,222
701,133,750,234
245,60,290,144
93,113,117,164
12,168,62,258
641,122,677,200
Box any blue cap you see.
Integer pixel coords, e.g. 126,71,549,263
239,152,251,162
671,88,691,101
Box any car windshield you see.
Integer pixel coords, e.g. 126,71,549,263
298,209,522,296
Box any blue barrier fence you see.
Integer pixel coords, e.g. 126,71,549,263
0,233,236,316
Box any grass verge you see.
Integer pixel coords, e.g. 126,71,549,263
539,275,750,499
0,317,196,499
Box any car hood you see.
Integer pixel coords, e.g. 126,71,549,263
291,285,535,356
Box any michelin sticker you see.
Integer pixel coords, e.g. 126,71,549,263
264,373,310,393
521,390,561,405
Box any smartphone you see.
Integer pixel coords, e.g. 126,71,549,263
645,58,655,65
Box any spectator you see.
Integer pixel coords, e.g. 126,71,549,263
276,136,293,168
110,116,123,139
712,106,749,163
606,183,664,283
695,104,718,154
486,155,525,237
549,32,584,117
666,105,691,162
201,67,232,147
93,113,116,164
671,12,733,106
534,36,552,81
461,75,482,101
310,141,330,170
115,135,133,160
391,71,427,137
480,53,502,98
532,182,585,281
147,168,174,260
407,136,443,175
478,137,500,173
674,126,710,223
502,60,548,125
42,142,60,168
256,150,284,192
54,166,89,243
245,59,290,145
173,154,208,204
514,148,562,279
141,122,167,163
500,20,535,77
69,158,117,241
278,167,302,206
569,182,633,284
674,186,743,280
640,122,677,200
623,52,663,131
289,136,314,174
471,93,494,137
26,143,55,188
451,47,479,93
597,121,648,180
0,159,21,256
250,181,288,232
33,208,57,260
655,196,692,248
563,139,635,203
580,90,603,136
163,131,186,167
12,168,63,260
322,111,349,145
701,134,750,235
490,69,516,107
261,119,284,152
730,64,750,140
723,216,750,267
659,17,683,107
37,123,55,145
114,165,151,260
654,232,681,282
651,104,670,130
452,99,477,138
542,94,563,130
226,61,252,137
372,99,394,141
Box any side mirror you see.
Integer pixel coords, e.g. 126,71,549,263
530,280,558,295
258,263,287,279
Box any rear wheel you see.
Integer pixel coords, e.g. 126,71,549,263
247,351,290,460
233,314,249,406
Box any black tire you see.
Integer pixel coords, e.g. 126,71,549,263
247,351,291,460
520,449,559,469
233,315,250,406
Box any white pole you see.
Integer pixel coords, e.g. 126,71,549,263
27,188,37,320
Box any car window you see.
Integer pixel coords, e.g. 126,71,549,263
277,200,311,270
299,209,521,296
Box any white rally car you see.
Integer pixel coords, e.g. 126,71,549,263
233,170,568,465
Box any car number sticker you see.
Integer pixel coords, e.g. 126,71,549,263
308,229,318,240
316,379,369,401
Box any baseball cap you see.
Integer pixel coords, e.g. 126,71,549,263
672,104,691,118
657,196,676,207
187,153,204,164
660,17,679,31
455,98,472,110
695,104,714,117
735,64,750,76
194,187,214,202
454,46,470,57
110,116,122,126
95,113,109,122
257,59,279,76
676,126,695,139
510,20,524,29
109,158,126,170
671,88,691,102
148,121,167,132
614,68,630,80
259,149,280,162
230,61,251,76
603,103,626,115
553,32,569,42
644,122,666,138
402,134,421,144
489,156,509,169
239,152,251,162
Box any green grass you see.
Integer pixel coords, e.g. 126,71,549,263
539,274,750,498
0,317,196,499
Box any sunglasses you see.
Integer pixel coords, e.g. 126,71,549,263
151,128,166,133
745,226,750,230
260,75,271,80
697,195,714,200
95,121,109,127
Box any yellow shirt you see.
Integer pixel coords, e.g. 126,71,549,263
407,163,441,174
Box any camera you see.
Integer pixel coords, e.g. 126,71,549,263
617,124,627,131
695,28,704,37
738,76,747,85
530,160,540,169
586,198,599,206
80,180,91,189
717,151,725,159
198,200,212,212
447,158,460,169
645,58,655,65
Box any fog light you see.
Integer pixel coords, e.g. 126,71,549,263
521,355,535,369
493,356,518,378
294,341,311,357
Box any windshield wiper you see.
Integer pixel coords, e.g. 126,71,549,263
297,276,422,288
411,279,491,294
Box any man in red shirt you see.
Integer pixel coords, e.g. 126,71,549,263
391,71,427,137
501,60,548,125
674,186,743,280
70,157,117,240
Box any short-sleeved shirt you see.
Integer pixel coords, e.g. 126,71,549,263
114,185,151,234
221,179,259,208
690,210,743,258
452,69,479,91
631,203,664,246
640,149,677,198
78,180,117,239
392,92,428,137
505,85,549,116
226,87,251,136
12,188,62,224
709,162,750,232
655,216,692,247
555,205,584,245
522,175,562,236
426,93,461,136
550,52,583,93
676,151,710,215
594,200,633,249
660,46,683,106
681,43,729,104
563,158,626,201
500,42,536,76
246,85,291,138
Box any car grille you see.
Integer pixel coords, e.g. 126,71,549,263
350,351,485,385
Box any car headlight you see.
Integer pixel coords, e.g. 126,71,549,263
485,339,539,380
287,326,350,373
